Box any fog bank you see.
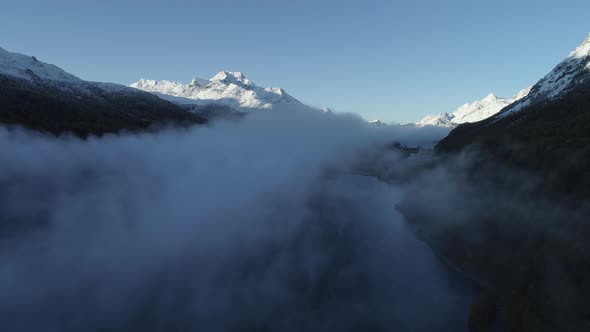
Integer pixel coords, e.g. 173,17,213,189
0,109,465,331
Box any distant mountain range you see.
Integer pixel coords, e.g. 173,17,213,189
2,32,589,140
129,71,304,111
417,87,532,127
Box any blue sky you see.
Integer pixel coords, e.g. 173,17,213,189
1,0,589,123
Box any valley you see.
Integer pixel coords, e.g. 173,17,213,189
1,7,590,330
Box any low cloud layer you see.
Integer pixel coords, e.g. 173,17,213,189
0,109,465,331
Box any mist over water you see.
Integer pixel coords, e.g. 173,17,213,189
0,109,467,331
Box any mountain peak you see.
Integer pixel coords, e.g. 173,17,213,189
210,71,253,86
369,119,386,127
570,33,590,59
417,91,518,127
131,71,302,111
482,93,498,102
496,34,590,119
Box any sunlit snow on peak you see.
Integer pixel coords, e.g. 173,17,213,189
210,71,253,87
131,71,302,111
570,33,590,59
417,87,531,127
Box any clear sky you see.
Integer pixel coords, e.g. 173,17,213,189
1,0,589,123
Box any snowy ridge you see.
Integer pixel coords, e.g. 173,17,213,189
0,47,80,82
130,79,205,100
416,113,454,127
452,93,512,124
130,71,303,111
535,33,590,99
498,33,590,119
0,47,149,97
417,87,532,127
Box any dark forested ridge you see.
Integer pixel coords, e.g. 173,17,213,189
436,88,590,199
436,34,590,199
419,63,590,331
0,74,208,137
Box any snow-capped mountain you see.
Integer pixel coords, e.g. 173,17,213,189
437,33,590,153
0,46,152,96
416,113,454,127
0,47,80,82
130,71,303,111
497,33,590,119
0,46,206,136
417,87,532,127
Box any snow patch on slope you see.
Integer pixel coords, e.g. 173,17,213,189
0,47,80,82
0,46,152,98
